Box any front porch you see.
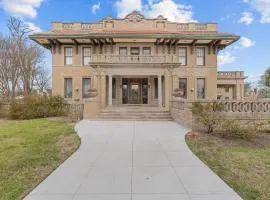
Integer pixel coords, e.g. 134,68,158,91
106,76,164,107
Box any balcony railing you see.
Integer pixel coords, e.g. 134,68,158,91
91,55,179,64
217,71,245,79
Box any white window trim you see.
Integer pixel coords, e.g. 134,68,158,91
196,47,205,66
64,47,73,66
82,47,92,66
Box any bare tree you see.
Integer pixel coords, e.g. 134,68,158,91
7,17,44,96
0,35,20,99
34,66,51,93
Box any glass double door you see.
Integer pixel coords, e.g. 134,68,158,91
122,78,148,104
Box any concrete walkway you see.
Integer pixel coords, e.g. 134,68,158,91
25,120,242,200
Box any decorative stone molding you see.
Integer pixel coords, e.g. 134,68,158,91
88,88,98,98
125,11,145,23
62,23,73,29
81,23,92,30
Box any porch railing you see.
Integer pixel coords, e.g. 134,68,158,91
91,55,179,64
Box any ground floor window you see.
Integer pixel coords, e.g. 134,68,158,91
154,78,158,99
179,78,187,98
197,78,205,99
112,78,116,99
82,78,91,98
64,78,72,98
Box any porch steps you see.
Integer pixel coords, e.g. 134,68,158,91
93,106,172,121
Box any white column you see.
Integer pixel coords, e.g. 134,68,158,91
108,75,113,106
158,75,162,106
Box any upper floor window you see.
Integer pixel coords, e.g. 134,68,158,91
119,47,127,55
196,47,205,66
83,47,91,65
130,47,140,55
64,47,73,65
197,78,205,99
179,47,187,65
143,47,151,55
64,78,72,98
82,78,91,98
179,78,187,99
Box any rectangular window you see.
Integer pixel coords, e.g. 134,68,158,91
154,78,158,99
225,86,229,92
64,78,72,98
197,78,205,99
112,78,116,99
179,47,187,65
143,47,151,55
130,47,140,55
196,47,205,66
179,78,187,99
64,47,73,65
82,78,91,98
83,47,91,65
119,47,127,55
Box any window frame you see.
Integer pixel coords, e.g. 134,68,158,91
196,47,205,66
154,78,158,99
179,78,188,99
64,47,73,65
179,47,187,66
142,47,151,56
82,47,92,66
197,78,206,99
112,78,116,99
82,77,91,98
64,78,72,99
225,86,230,92
119,47,127,55
130,47,140,55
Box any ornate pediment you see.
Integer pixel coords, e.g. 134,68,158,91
124,11,145,23
156,15,166,21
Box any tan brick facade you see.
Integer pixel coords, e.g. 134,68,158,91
30,11,244,117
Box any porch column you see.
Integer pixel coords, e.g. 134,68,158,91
108,74,113,106
158,75,162,106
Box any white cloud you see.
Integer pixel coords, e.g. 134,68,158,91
218,52,235,66
243,0,270,23
144,0,196,22
239,37,255,48
92,2,101,14
114,0,196,22
0,0,44,18
25,22,42,33
115,0,142,18
239,12,254,24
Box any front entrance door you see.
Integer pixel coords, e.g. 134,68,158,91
122,78,148,104
129,83,140,104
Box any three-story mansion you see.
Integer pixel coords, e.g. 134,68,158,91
30,11,246,117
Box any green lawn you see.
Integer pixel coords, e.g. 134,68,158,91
186,134,270,200
0,119,80,200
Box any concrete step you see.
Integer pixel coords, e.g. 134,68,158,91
98,112,171,116
94,106,172,121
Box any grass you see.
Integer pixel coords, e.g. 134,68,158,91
186,134,270,200
0,119,80,200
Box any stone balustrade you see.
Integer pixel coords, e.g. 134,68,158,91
52,22,217,32
217,71,245,79
170,99,270,128
91,55,177,64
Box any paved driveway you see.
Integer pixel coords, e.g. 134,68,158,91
25,120,242,200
